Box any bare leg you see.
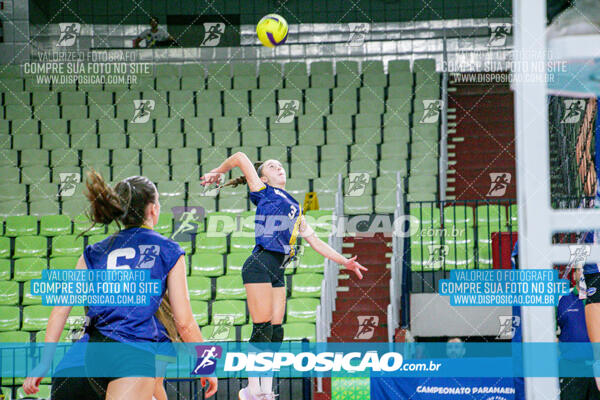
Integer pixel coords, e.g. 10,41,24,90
245,283,274,395
153,377,167,400
261,287,286,394
105,377,154,400
586,303,600,390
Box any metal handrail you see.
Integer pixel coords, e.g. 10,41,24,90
388,171,404,341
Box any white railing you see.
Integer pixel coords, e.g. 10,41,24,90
388,171,404,341
316,174,343,392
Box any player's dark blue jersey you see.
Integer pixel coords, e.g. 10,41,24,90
83,227,185,342
249,184,302,256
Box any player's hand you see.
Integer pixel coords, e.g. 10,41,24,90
201,376,218,398
23,376,43,395
343,256,368,279
200,172,222,187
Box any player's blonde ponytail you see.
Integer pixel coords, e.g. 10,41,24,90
155,293,181,342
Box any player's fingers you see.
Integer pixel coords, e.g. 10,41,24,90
205,378,218,398
346,256,357,263
200,377,206,387
359,264,368,271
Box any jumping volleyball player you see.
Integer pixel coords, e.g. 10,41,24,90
23,171,218,399
200,153,368,400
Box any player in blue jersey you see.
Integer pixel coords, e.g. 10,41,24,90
201,153,367,400
23,170,218,399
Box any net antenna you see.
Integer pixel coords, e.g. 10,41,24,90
515,0,600,399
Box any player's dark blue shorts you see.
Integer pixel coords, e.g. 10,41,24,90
242,245,291,288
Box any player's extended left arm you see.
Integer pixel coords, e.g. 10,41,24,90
301,220,367,279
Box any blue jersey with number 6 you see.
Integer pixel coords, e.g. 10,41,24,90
83,226,184,342
250,184,302,256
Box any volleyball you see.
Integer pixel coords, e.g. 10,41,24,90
256,14,288,47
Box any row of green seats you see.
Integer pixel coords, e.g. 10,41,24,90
410,204,518,227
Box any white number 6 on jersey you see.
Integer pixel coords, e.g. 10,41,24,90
107,248,135,270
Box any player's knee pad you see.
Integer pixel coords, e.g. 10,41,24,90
270,324,284,352
250,322,273,343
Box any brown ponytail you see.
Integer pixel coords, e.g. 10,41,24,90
222,161,264,188
83,169,157,233
155,292,181,342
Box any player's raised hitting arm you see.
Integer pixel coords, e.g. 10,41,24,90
200,152,264,192
299,215,368,280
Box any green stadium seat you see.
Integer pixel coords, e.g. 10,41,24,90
0,259,11,280
181,76,205,91
188,277,211,301
285,74,309,90
15,384,50,399
5,216,37,236
143,148,169,165
0,167,20,185
153,212,173,236
508,204,518,230
297,248,325,274
475,204,508,231
51,235,83,257
311,74,334,88
233,76,257,90
215,275,245,300
344,196,372,215
241,130,268,147
190,253,224,277
286,298,319,323
19,149,48,167
320,144,347,162
22,305,51,331
39,215,71,236
61,198,90,219
211,300,247,325
49,256,79,270
230,232,255,253
349,159,377,175
14,236,46,258
291,273,323,298
289,161,318,179
443,205,474,226
0,306,20,331
87,234,106,246
410,204,441,227
0,200,27,217
318,159,347,177
331,99,356,115
374,193,397,214
50,149,79,167
14,134,41,150
190,300,209,325
0,150,19,167
350,143,377,161
205,212,236,234
140,165,170,182
0,330,29,342
112,164,141,181
22,280,41,305
195,233,227,254
0,238,10,259
444,244,475,270
73,214,104,236
258,75,282,90
201,324,236,341
283,323,315,341
410,244,441,272
226,253,246,274
0,282,18,305
14,258,46,281
240,324,253,341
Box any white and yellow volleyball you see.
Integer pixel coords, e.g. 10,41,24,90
256,14,288,47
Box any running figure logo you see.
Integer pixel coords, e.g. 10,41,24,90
346,173,371,197
171,206,205,242
561,99,586,124
192,345,223,375
488,23,512,47
419,100,443,124
564,245,591,279
201,23,225,46
58,172,80,197
347,23,370,46
354,316,379,340
486,172,512,197
131,100,155,124
57,23,81,47
497,315,520,339
427,245,448,269
276,100,299,123
209,315,234,340
136,245,160,269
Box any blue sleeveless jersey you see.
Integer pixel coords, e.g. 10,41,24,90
249,184,302,256
83,227,185,342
